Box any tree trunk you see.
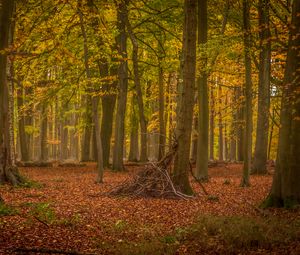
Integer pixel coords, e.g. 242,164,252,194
173,0,196,195
100,62,117,168
0,0,24,185
158,61,166,160
17,81,29,161
128,97,139,161
230,88,237,161
81,96,92,162
241,0,253,187
252,0,271,174
195,0,209,181
39,103,48,161
237,86,244,161
79,4,104,182
218,83,224,161
126,15,148,162
112,0,129,171
209,87,215,161
263,0,300,208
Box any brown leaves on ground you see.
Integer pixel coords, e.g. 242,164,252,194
0,163,299,255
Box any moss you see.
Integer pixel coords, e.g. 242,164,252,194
0,203,18,216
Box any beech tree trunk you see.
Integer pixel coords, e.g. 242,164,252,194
241,0,253,187
100,61,116,168
17,81,29,161
195,0,209,181
218,84,224,161
264,0,300,208
209,87,215,161
128,97,139,161
0,0,24,185
39,103,48,161
112,0,129,171
158,60,166,160
126,15,148,162
173,0,196,195
252,0,271,174
79,3,104,182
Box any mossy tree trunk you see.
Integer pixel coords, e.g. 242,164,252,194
0,0,25,185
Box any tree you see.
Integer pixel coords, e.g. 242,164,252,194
78,2,104,182
126,13,148,162
240,0,253,187
112,0,129,171
252,0,271,174
195,0,208,181
263,0,300,208
173,0,197,195
0,0,24,185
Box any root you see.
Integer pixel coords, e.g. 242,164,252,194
0,165,26,186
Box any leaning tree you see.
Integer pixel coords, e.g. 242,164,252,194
263,0,300,208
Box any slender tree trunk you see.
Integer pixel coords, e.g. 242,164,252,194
195,0,209,181
158,60,166,160
218,83,224,161
230,88,237,161
81,96,92,162
191,114,198,163
252,0,271,174
112,0,129,171
126,16,148,162
39,103,48,162
209,87,215,161
128,97,139,161
263,0,300,207
237,86,244,161
17,81,29,161
173,0,197,195
241,0,253,187
79,4,104,182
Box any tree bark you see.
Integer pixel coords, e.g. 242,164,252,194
112,0,129,171
252,0,271,174
100,61,116,168
128,97,139,161
79,4,104,182
125,15,148,162
17,81,29,161
241,0,253,187
39,103,48,161
195,0,209,181
173,0,197,195
0,0,24,185
158,60,166,160
263,0,300,208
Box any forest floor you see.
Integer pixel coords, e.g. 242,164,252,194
0,163,299,255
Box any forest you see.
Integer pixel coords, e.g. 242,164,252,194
0,0,299,254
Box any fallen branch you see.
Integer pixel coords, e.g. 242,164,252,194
189,161,209,196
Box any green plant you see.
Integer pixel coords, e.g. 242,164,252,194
28,202,56,224
58,213,81,227
0,203,18,216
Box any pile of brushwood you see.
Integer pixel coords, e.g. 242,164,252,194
109,143,194,199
